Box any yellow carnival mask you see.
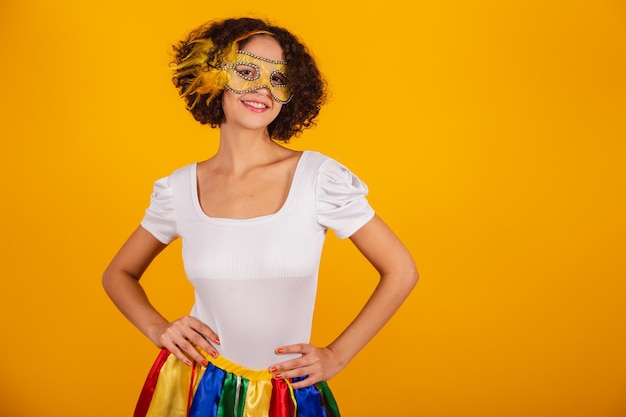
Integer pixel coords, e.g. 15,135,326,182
224,50,293,104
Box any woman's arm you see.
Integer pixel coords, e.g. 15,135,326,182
270,215,418,388
102,226,220,366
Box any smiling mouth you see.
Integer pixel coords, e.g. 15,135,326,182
242,100,268,109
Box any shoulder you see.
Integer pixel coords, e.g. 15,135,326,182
300,150,351,175
170,163,196,180
302,151,366,186
150,163,195,189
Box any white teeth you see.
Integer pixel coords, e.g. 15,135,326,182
243,101,267,109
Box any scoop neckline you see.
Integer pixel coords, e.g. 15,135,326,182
189,151,309,225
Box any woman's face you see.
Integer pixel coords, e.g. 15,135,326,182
221,35,286,132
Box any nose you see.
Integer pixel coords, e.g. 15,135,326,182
255,87,271,97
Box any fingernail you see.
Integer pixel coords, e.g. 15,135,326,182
276,348,284,354
274,373,282,379
269,367,277,373
211,351,218,358
185,360,192,367
201,359,208,366
213,337,220,344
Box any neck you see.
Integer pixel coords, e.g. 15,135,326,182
212,124,286,173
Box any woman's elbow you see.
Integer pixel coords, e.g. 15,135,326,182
101,266,116,295
405,263,419,290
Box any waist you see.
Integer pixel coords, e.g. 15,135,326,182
197,347,273,381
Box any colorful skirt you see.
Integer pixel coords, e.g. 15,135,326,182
134,349,341,417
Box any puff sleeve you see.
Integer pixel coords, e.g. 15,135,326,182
140,175,178,244
316,158,375,239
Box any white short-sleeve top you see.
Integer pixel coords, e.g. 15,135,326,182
140,151,375,369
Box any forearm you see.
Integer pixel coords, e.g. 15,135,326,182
102,226,173,346
327,268,418,367
102,269,169,346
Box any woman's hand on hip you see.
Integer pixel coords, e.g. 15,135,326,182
268,343,342,389
153,315,220,367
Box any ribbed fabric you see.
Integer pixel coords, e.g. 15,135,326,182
140,151,375,370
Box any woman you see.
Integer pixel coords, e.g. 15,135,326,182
103,17,418,417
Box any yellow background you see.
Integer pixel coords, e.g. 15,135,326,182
1,1,625,416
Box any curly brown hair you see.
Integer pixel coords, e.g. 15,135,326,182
171,17,328,142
